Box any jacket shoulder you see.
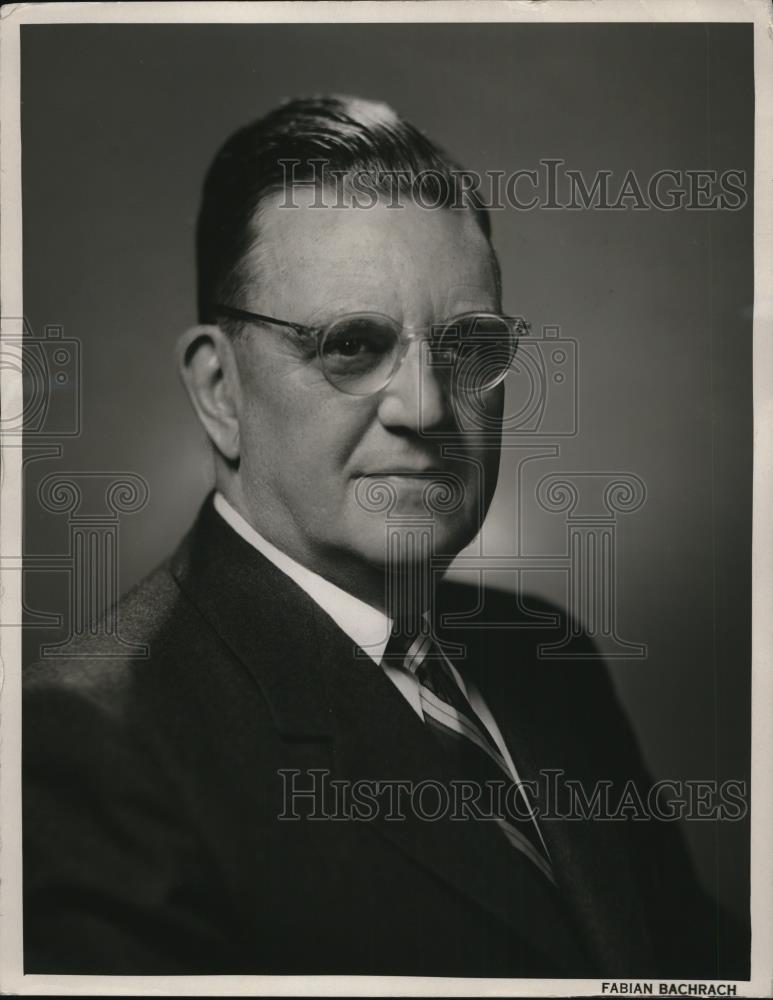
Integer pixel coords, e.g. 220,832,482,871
23,561,202,715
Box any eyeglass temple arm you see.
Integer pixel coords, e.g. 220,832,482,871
212,303,311,337
215,303,529,340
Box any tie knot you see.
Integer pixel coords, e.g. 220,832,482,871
383,626,435,674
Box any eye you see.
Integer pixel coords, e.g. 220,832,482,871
328,335,367,358
321,318,397,371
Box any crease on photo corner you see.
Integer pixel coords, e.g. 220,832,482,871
1,3,31,22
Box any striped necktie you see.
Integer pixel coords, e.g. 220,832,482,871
386,628,556,886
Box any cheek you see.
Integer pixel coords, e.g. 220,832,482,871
455,386,505,456
239,388,371,495
477,383,506,426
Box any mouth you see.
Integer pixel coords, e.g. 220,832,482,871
360,473,443,487
359,468,443,477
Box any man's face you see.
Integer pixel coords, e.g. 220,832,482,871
231,189,504,581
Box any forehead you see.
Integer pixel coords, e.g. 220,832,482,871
247,188,498,321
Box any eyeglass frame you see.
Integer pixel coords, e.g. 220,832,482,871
212,302,528,396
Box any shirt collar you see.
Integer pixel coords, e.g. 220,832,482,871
213,491,392,665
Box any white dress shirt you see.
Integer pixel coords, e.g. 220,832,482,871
213,491,522,783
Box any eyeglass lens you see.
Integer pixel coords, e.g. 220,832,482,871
319,314,517,396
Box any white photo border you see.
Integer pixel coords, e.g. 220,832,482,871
1,1,770,996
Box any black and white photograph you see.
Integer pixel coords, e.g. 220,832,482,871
0,1,771,995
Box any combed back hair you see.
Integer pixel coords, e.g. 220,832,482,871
196,94,498,324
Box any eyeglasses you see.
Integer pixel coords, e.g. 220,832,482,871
213,303,526,397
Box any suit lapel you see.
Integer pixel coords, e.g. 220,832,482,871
170,498,618,972
307,609,594,973
170,497,332,740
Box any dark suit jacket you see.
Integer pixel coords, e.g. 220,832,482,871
23,496,746,977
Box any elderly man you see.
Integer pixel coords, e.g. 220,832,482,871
23,96,734,978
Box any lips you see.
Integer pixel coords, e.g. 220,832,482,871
359,463,445,476
371,469,439,475
360,470,444,479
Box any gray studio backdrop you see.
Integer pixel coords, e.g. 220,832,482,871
21,23,752,924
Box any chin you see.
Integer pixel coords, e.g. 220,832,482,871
347,513,479,571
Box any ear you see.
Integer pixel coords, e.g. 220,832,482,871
177,324,242,461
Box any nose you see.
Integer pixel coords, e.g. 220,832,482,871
375,335,453,434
